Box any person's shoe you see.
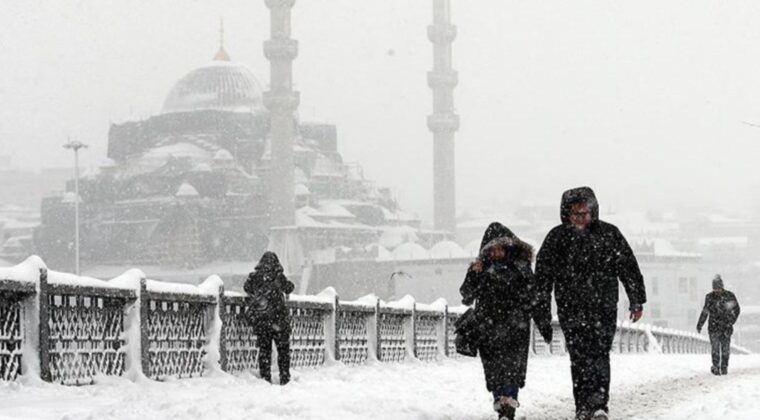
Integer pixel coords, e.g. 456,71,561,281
496,405,516,420
711,366,720,375
575,410,591,420
720,367,728,375
590,409,609,420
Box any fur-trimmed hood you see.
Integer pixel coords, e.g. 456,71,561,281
479,222,533,263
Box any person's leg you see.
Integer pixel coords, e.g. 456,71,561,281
257,329,273,382
567,340,592,417
492,384,519,420
709,333,721,374
720,333,731,374
587,352,611,414
275,329,291,384
589,315,616,415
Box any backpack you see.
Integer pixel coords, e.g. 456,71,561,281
245,284,278,325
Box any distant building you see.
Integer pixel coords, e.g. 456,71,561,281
33,47,434,281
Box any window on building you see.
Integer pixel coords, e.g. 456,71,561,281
689,277,698,301
688,309,697,324
651,303,661,319
679,277,688,293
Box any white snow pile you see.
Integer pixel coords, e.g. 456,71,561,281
1,354,759,419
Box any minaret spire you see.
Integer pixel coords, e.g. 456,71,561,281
213,17,231,61
428,0,459,233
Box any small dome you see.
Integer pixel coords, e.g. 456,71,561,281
162,60,264,114
176,182,199,197
392,242,430,261
429,240,468,259
214,149,234,161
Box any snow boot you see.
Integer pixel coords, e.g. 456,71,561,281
575,410,591,420
496,406,515,420
710,366,720,375
590,409,609,420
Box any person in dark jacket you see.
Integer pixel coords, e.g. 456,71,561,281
534,187,647,420
697,274,741,375
461,222,553,420
244,251,295,385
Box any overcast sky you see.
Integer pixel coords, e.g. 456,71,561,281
2,0,760,223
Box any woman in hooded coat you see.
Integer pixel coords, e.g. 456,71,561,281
244,251,295,385
460,222,552,420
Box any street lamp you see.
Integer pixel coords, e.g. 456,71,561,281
63,138,88,275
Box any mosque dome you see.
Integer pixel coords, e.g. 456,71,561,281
161,48,264,114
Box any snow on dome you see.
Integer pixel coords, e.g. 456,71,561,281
429,240,468,259
176,182,199,197
379,226,419,249
193,163,212,172
214,149,234,161
392,242,430,261
161,61,264,114
377,245,393,261
295,183,310,196
464,239,481,257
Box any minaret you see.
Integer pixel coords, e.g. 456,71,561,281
263,0,303,275
428,0,459,233
263,0,299,227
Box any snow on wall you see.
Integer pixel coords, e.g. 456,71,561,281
0,255,46,283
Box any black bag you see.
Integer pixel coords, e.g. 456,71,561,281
245,286,276,326
454,307,480,357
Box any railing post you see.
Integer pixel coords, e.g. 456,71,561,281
407,302,417,359
218,285,228,372
333,294,340,362
139,277,150,378
38,268,51,382
442,304,449,357
374,298,382,361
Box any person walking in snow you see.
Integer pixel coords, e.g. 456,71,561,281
244,251,295,385
534,187,647,420
697,274,741,375
461,222,553,420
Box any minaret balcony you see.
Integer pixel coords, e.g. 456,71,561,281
265,0,296,10
427,113,460,133
264,39,299,61
263,91,300,112
427,24,457,44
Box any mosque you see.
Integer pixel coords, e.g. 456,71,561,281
33,1,463,299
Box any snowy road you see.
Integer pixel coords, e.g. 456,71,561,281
1,354,759,420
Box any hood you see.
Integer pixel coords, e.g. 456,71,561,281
255,251,284,275
713,274,724,290
560,186,599,225
479,222,533,263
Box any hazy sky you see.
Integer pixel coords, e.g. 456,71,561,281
2,0,760,223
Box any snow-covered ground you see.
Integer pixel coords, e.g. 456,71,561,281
1,354,759,420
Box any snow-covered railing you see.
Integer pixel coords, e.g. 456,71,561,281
529,319,751,356
0,256,752,385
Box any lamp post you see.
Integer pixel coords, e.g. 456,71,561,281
63,138,88,275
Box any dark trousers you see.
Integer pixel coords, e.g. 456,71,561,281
257,327,291,384
561,308,617,415
710,332,731,374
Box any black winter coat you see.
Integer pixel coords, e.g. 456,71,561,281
534,187,647,330
460,222,542,390
244,252,295,334
697,290,740,335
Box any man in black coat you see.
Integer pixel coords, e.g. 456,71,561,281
534,187,647,420
697,274,741,375
244,251,296,385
